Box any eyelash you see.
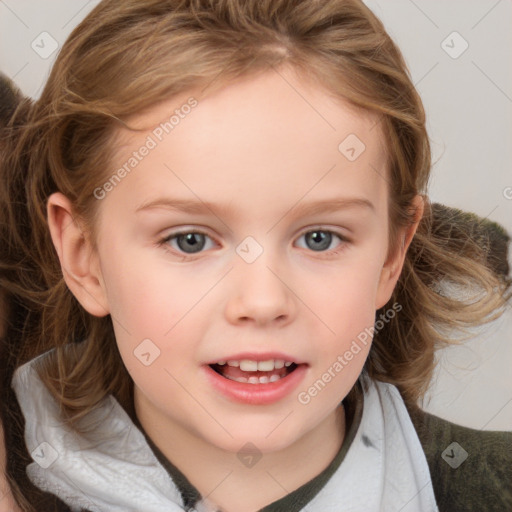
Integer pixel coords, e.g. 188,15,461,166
157,227,350,259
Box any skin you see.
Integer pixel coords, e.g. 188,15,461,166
47,66,423,512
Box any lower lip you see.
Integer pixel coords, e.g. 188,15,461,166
203,364,308,405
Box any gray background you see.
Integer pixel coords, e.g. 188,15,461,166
1,0,511,430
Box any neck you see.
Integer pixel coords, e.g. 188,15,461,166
134,393,346,512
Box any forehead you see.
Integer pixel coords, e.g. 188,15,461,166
107,67,389,215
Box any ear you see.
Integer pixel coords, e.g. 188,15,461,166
375,195,424,310
47,192,110,317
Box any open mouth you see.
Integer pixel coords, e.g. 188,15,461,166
209,362,299,384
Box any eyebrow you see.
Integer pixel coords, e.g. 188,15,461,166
135,196,375,217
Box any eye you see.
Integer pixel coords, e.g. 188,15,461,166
159,230,216,255
158,227,350,259
295,228,349,255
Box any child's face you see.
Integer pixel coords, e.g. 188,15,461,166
67,67,410,453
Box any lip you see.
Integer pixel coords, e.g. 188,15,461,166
204,352,306,365
202,362,309,405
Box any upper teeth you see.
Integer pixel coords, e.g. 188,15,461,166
216,359,293,371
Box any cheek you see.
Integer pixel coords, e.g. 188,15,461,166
303,256,382,365
99,239,179,331
104,262,197,393
104,268,169,332
312,256,382,320
100,246,209,365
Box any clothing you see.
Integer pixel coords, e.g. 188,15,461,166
406,401,512,511
11,348,511,511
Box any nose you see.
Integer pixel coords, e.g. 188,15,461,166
224,253,295,327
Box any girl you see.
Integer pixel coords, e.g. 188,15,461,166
1,1,511,511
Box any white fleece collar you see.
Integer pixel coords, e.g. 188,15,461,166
12,350,438,512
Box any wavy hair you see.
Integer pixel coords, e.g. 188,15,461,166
1,1,510,509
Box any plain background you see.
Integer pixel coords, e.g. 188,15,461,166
0,0,511,430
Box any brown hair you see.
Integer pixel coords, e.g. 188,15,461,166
1,1,510,509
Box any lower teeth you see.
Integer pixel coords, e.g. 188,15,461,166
225,374,282,384
210,363,298,384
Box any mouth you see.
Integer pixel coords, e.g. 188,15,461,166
208,360,300,384
203,358,309,405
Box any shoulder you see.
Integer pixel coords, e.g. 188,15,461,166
405,401,512,512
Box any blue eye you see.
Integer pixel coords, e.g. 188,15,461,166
160,231,215,255
297,229,346,253
159,228,349,258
